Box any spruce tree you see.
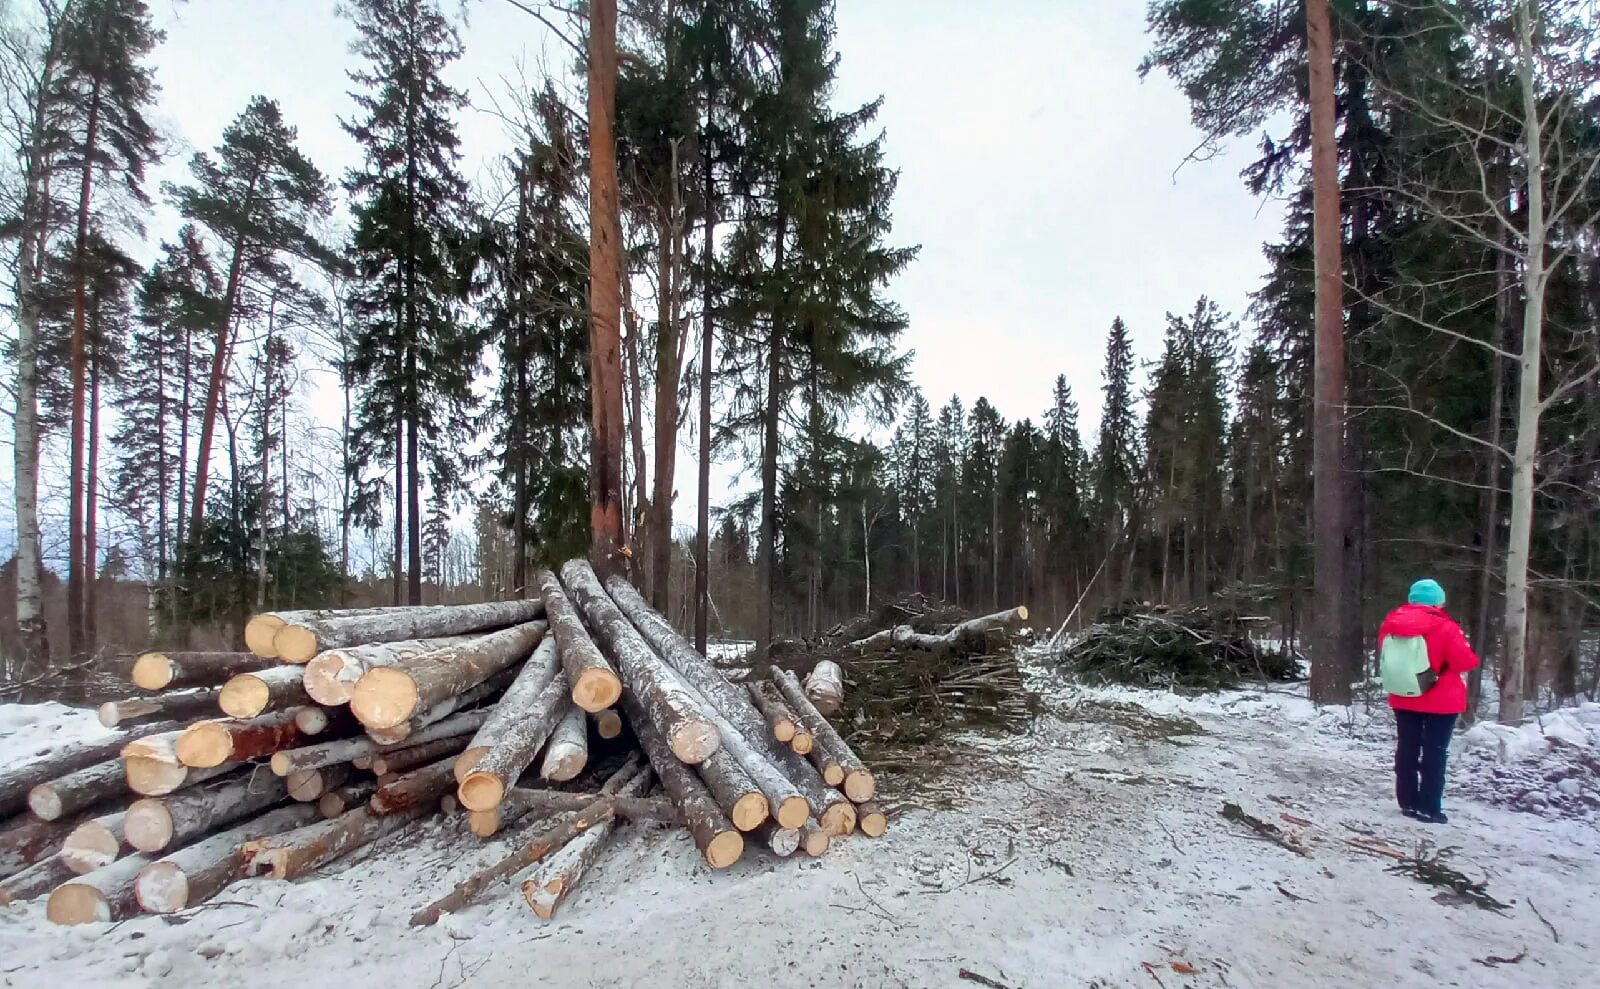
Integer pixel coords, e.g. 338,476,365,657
932,395,966,604
891,389,935,592
964,398,1006,608
342,0,477,606
1095,317,1138,597
1041,374,1088,613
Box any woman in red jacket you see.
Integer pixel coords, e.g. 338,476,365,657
1377,578,1480,824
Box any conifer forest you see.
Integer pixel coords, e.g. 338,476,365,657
1,0,1597,728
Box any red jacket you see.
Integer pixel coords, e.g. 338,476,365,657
1378,603,1481,714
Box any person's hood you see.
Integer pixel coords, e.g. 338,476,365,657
1386,603,1454,636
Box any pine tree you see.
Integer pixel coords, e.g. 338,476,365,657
964,398,1006,608
997,418,1044,609
1041,374,1088,614
890,389,935,592
1095,317,1139,597
932,395,966,604
342,0,477,607
167,96,331,579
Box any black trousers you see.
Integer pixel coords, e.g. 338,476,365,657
1394,710,1457,815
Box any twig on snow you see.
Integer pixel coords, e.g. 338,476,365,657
1528,898,1560,942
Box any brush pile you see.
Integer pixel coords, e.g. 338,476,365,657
0,559,885,927
1058,601,1297,691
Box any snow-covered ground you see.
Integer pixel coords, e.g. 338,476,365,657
2,673,1597,988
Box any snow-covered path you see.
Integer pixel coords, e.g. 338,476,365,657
2,683,1596,988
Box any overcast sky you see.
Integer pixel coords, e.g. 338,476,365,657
3,0,1289,557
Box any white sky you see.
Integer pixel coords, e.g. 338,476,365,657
3,0,1288,559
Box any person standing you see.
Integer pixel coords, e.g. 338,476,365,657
1377,578,1480,823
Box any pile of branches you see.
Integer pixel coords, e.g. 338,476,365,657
1,561,887,929
1060,601,1296,691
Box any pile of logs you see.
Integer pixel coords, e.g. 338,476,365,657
0,560,886,928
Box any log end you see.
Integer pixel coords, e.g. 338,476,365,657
174,723,232,769
822,764,845,787
303,654,353,706
843,770,876,804
124,756,189,797
705,830,744,870
317,792,346,819
134,862,187,914
540,748,587,784
269,752,295,777
294,707,330,736
273,624,320,665
775,796,809,830
593,710,623,740
245,614,288,657
95,703,119,729
287,769,326,802
26,785,63,821
666,720,721,766
350,667,422,730
571,667,623,713
466,809,499,838
457,773,505,814
62,824,120,875
219,675,269,719
1016,605,1029,622
731,792,770,832
821,801,857,837
764,827,801,858
790,731,814,756
772,719,796,743
802,827,832,857
125,800,176,854
46,883,110,925
131,652,175,690
858,805,888,838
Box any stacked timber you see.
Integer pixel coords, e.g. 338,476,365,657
3,567,891,930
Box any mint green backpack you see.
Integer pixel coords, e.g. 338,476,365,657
1380,635,1434,696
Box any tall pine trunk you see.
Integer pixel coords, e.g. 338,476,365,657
393,414,404,606
587,0,626,569
695,114,715,653
757,203,786,658
406,381,421,605
190,224,253,557
651,205,679,612
67,76,104,659
1305,0,1350,704
85,344,102,651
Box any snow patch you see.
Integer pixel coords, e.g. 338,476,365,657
0,701,114,766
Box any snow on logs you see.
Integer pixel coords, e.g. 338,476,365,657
619,688,743,868
520,767,651,920
134,804,319,913
269,600,545,664
46,853,151,924
97,685,224,728
0,719,185,818
124,770,287,854
536,567,623,711
27,760,126,822
456,659,571,810
537,703,589,783
773,668,876,802
303,636,474,706
242,804,429,881
218,666,311,718
452,634,561,782
349,620,547,731
849,605,1030,657
802,660,844,717
560,561,719,763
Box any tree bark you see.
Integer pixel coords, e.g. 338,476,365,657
189,222,253,556
456,652,568,810
696,98,715,655
370,757,457,816
1306,0,1350,705
856,801,888,838
3,811,105,880
134,804,318,913
537,702,588,782
125,770,287,854
0,719,184,818
364,666,518,745
850,606,1030,657
370,736,470,777
774,668,875,802
560,560,719,762
66,72,105,661
619,688,743,867
745,680,797,743
587,0,626,567
98,685,225,728
219,665,310,718
752,820,801,858
85,349,102,649
0,855,76,906
317,781,377,819
244,605,410,658
520,766,651,919
242,803,428,880
351,620,546,731
303,635,474,706
174,710,309,769
269,709,489,776
47,852,151,925
273,601,543,663
27,759,126,821
132,651,269,690
491,787,678,830
537,567,622,711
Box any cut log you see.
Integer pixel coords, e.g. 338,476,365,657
245,606,416,658
466,808,502,838
409,757,643,927
219,666,310,718
752,820,801,858
125,770,287,854
175,710,308,769
371,757,458,816
61,813,125,874
456,678,570,811
27,759,125,821
538,703,588,782
857,801,888,837
452,634,562,783
495,787,680,827
0,719,184,818
536,567,622,711
590,708,623,739
303,636,474,706
365,665,515,745
620,687,743,867
0,855,76,905
294,706,331,736
131,651,266,690
520,767,651,919
802,660,844,716
3,811,105,879
351,620,546,730
271,709,489,776
134,804,319,913
561,560,720,763
122,735,240,797
850,605,1030,657
287,764,348,802
774,668,876,801
790,726,815,756
317,781,377,819
799,820,832,857
602,575,846,831
746,680,797,743
98,685,225,728
371,736,469,777
273,600,545,664
46,853,151,924
243,803,429,880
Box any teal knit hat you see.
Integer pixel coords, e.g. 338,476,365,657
1408,578,1446,606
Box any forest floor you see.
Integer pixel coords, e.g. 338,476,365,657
2,655,1597,989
